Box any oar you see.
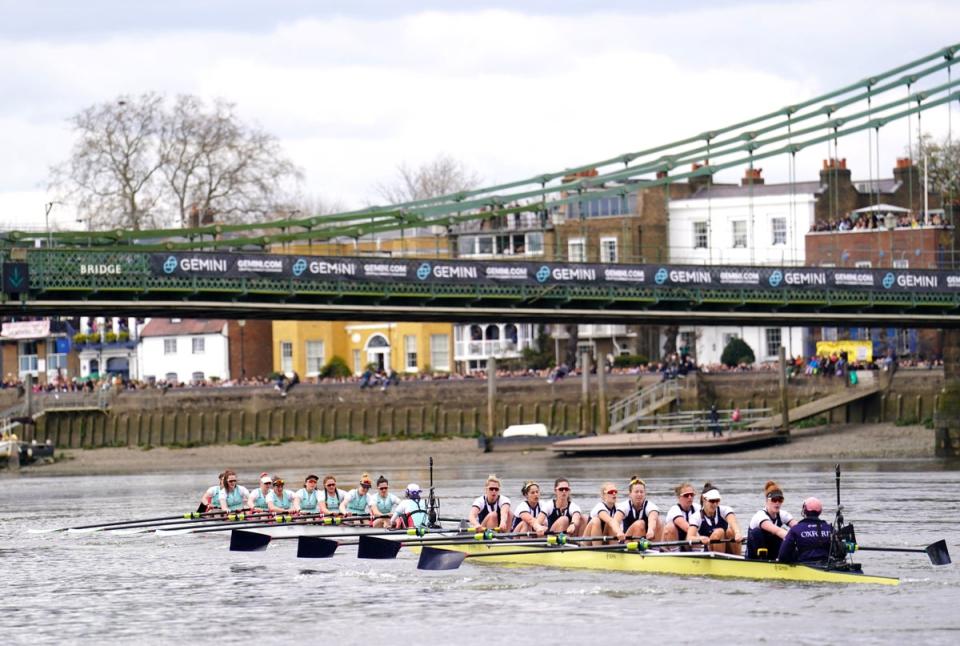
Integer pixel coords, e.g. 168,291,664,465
849,539,951,566
356,531,545,559
105,510,282,533
175,513,377,536
295,526,477,558
416,537,728,570
36,510,227,534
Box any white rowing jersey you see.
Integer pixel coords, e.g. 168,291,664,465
539,499,582,520
513,500,542,521
665,503,700,527
589,501,618,519
471,495,512,521
749,508,794,530
688,504,735,529
616,499,660,522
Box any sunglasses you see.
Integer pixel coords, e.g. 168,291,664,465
379,486,388,491
606,490,618,495
556,487,570,492
487,487,499,491
273,483,284,487
770,497,784,503
227,480,237,484
325,483,337,487
706,498,721,503
360,483,371,487
680,492,695,498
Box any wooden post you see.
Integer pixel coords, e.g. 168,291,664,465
485,356,497,452
581,351,591,434
597,355,608,434
779,345,789,435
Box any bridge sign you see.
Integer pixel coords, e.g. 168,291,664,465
2,262,29,294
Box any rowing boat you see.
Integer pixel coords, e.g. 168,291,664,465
414,543,900,586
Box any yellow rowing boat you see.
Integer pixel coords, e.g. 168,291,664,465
413,543,900,586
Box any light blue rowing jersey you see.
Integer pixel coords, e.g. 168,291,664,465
325,489,346,511
250,489,269,509
221,486,247,511
296,488,319,512
373,493,400,515
344,489,371,516
267,489,295,510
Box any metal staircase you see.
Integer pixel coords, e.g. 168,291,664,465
608,379,680,434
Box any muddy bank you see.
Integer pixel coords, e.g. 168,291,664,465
11,422,938,478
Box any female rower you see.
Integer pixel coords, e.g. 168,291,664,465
537,478,583,537
319,475,348,514
512,481,547,537
217,469,250,512
746,480,796,560
468,475,512,532
340,473,374,519
582,482,625,546
199,472,224,512
390,483,429,529
370,476,401,528
294,475,321,514
615,477,661,541
266,477,298,513
662,482,699,548
687,483,742,554
248,473,272,512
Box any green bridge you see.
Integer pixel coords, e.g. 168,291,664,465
1,249,959,326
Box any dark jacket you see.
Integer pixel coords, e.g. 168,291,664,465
777,516,832,564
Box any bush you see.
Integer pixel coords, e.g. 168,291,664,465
321,355,351,379
73,333,88,344
613,354,649,368
720,338,755,367
105,331,117,343
117,330,130,342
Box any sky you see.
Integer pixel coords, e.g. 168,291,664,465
0,0,958,229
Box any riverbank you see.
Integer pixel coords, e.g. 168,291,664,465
12,422,938,477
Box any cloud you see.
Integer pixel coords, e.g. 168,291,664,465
0,3,958,224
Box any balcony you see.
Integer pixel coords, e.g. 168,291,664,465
455,339,529,360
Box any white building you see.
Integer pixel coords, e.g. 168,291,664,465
666,177,819,365
138,318,230,384
454,323,538,372
77,316,140,380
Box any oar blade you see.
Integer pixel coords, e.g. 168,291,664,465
230,530,272,552
926,539,951,566
358,535,403,560
297,536,340,558
417,546,468,570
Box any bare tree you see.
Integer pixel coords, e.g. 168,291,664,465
50,93,303,230
50,93,166,230
375,154,481,204
161,96,302,227
913,133,960,207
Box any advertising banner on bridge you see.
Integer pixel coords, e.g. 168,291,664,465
146,252,959,293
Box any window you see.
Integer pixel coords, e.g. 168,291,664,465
404,335,418,371
693,222,708,249
765,328,782,357
163,338,177,355
600,237,618,263
679,331,696,359
47,353,68,371
893,259,909,269
732,221,747,248
772,217,787,245
525,232,544,254
192,337,205,354
430,334,450,371
854,261,872,268
722,333,739,350
305,340,325,375
280,341,293,373
477,236,494,255
165,372,178,383
352,349,362,374
457,236,475,256
191,371,205,382
568,238,586,262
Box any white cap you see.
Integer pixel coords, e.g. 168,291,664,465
260,476,272,485
703,489,721,501
406,483,422,493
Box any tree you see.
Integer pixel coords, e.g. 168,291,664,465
375,154,481,204
720,337,755,368
913,133,960,207
50,93,302,230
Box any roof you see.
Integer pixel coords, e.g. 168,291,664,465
851,203,911,214
140,318,227,337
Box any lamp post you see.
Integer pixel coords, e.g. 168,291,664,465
44,201,58,248
238,320,246,381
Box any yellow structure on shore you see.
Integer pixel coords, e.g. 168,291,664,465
270,237,454,378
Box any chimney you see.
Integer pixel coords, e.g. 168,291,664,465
741,167,764,186
892,158,921,213
562,168,599,184
689,162,713,192
819,158,851,184
655,170,668,179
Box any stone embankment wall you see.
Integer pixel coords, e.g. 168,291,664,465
24,370,944,448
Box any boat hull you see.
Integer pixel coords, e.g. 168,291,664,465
414,543,899,586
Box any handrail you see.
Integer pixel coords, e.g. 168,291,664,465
609,380,681,433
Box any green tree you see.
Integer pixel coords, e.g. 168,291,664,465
720,337,755,367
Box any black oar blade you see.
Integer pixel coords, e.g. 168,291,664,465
926,539,951,566
230,530,271,552
417,546,468,570
297,536,340,558
358,535,403,559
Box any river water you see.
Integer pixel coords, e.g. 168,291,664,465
2,456,959,645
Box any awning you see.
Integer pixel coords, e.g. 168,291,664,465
851,204,911,214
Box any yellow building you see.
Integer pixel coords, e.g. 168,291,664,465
271,236,454,378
